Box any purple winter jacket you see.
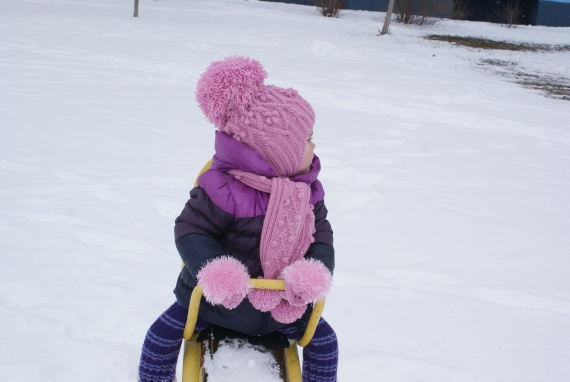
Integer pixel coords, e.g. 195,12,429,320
173,132,334,336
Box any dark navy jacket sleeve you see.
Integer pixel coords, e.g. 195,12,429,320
174,187,233,277
305,200,335,274
176,234,226,279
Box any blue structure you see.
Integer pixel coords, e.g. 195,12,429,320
536,1,570,26
261,0,570,27
461,0,539,25
461,0,570,27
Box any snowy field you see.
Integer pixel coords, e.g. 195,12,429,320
1,0,570,381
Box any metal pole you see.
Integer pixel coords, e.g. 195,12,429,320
381,0,395,35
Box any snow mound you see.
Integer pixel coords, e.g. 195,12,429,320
202,341,283,382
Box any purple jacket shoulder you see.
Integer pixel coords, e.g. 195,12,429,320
196,133,326,218
197,170,325,218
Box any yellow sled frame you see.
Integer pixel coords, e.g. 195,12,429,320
181,279,326,382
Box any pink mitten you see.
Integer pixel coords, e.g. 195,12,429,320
248,288,282,312
281,258,332,307
197,256,251,309
271,299,307,324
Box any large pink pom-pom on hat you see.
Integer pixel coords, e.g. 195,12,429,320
196,56,315,177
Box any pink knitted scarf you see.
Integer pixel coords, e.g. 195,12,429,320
228,170,316,281
229,169,316,319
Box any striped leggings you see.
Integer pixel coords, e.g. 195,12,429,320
139,302,338,382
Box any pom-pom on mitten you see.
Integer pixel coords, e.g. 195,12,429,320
281,258,332,307
271,299,307,324
248,288,282,312
196,56,267,129
197,256,251,310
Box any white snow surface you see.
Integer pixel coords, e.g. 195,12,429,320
1,0,570,381
202,340,283,382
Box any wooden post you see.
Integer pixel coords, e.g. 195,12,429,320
134,0,139,17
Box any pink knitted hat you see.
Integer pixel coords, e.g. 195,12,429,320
196,56,315,177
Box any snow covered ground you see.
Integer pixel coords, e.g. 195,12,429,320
1,0,570,381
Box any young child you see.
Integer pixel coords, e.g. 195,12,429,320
139,56,337,382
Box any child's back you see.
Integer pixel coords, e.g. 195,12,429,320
139,56,338,382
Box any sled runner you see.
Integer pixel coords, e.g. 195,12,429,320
181,279,326,382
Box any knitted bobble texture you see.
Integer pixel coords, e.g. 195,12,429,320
196,56,267,129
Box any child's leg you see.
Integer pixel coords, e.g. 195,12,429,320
139,302,186,382
139,302,211,382
279,317,338,382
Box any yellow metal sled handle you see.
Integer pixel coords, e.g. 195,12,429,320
182,278,325,347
